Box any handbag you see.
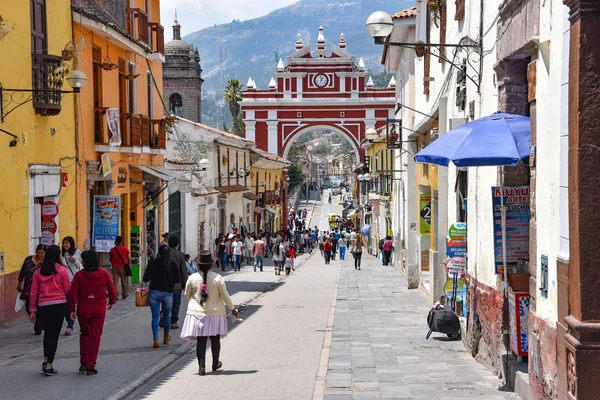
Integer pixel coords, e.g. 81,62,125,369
115,245,132,277
14,292,25,313
136,285,150,307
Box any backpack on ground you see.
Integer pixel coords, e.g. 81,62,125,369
426,307,460,340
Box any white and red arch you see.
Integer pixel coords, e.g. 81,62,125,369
241,27,396,161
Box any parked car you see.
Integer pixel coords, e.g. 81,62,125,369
332,187,342,195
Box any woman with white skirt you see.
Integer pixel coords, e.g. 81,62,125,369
181,251,238,375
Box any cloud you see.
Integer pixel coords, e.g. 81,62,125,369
160,0,299,40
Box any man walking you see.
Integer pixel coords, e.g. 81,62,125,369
231,235,243,271
244,233,255,266
109,236,131,299
253,235,266,272
383,236,394,266
168,235,188,329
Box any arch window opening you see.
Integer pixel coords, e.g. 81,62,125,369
169,93,183,116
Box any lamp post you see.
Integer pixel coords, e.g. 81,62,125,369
365,11,483,92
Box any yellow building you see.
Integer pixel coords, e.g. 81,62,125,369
0,1,80,321
359,129,396,254
250,148,291,233
72,0,167,279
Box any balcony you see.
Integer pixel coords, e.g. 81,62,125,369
149,23,165,54
94,111,165,150
126,8,149,46
32,54,63,116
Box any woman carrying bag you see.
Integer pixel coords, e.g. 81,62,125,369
180,252,238,375
143,244,180,348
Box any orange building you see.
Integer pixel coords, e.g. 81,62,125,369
72,0,171,278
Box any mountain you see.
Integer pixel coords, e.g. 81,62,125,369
184,0,415,94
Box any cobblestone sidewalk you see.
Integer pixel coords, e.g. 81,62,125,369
323,255,519,400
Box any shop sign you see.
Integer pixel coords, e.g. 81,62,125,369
448,222,466,239
101,153,111,177
446,256,466,275
107,108,122,146
61,172,68,188
92,196,120,252
41,201,59,219
419,193,431,236
491,186,531,274
444,278,466,301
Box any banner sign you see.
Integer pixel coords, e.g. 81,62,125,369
93,196,120,252
107,108,122,147
101,153,111,177
40,201,59,246
491,186,531,274
419,193,431,236
446,223,467,277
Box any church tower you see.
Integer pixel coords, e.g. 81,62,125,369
163,19,204,123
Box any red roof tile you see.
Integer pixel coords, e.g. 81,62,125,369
391,6,417,19
243,192,260,201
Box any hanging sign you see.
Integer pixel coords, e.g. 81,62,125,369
491,186,531,274
41,201,59,219
419,193,431,236
444,278,466,301
61,172,69,188
92,196,120,252
101,153,112,177
107,108,122,146
448,222,467,239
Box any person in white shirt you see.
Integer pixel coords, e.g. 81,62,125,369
61,236,82,336
231,236,244,271
244,234,254,266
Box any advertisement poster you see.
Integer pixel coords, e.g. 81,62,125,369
446,222,467,277
419,193,431,236
491,186,531,274
93,196,120,252
101,153,111,177
107,108,122,146
40,201,59,246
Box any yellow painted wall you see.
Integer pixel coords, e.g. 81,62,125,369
416,134,438,251
0,1,77,274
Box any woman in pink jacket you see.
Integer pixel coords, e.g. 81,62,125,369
29,245,71,376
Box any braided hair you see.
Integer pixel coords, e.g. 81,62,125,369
198,262,211,305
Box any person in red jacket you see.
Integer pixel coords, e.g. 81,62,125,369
69,250,117,375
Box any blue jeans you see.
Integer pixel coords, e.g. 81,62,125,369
220,253,227,269
339,247,346,260
254,254,264,271
171,290,182,324
149,290,173,340
234,254,241,270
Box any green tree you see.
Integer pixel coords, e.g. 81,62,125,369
287,164,305,191
223,79,244,136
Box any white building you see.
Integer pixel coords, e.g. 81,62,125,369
164,117,255,260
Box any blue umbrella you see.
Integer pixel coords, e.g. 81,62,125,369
415,112,530,167
415,112,531,289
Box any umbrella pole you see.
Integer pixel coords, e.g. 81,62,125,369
501,181,508,293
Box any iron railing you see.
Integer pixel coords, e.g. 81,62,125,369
32,54,63,116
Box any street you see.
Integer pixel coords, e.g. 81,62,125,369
0,192,515,399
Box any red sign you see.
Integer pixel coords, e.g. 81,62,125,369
61,172,68,188
41,201,59,219
41,219,57,234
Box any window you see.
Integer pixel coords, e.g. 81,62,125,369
30,0,47,54
93,46,103,142
170,93,183,116
128,62,136,113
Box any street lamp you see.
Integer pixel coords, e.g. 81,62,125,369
365,127,378,141
65,70,87,92
199,158,209,171
365,11,394,45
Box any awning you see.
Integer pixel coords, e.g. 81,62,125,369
254,206,264,214
243,192,260,201
264,206,278,215
215,185,247,193
347,209,357,217
135,166,189,182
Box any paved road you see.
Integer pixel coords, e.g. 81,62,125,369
128,192,338,400
1,192,517,399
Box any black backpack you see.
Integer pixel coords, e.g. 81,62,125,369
378,239,385,250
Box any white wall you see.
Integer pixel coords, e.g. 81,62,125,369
531,0,570,324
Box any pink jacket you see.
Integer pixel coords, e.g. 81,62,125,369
30,264,71,312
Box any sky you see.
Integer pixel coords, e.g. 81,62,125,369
160,0,300,41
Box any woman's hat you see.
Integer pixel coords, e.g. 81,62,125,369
197,251,214,266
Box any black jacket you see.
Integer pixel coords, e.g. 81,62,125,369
143,258,180,293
